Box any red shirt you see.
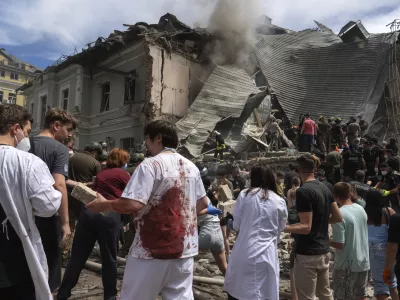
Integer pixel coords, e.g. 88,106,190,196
93,168,130,200
302,118,317,135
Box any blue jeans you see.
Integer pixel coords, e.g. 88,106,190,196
370,243,397,296
300,134,314,152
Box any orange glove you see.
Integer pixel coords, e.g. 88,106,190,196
383,268,392,285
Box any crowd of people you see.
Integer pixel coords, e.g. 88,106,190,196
3,102,400,300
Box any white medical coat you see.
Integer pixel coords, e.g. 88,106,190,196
224,189,288,300
0,145,61,300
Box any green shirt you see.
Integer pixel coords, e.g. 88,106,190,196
332,203,370,272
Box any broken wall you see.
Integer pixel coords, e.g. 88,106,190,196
149,45,204,119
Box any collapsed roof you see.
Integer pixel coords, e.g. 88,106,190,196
176,65,266,157
255,27,399,125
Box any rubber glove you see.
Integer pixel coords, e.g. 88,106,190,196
383,268,392,285
382,190,391,197
207,202,222,216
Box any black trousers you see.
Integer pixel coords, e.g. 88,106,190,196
57,209,120,300
0,279,36,300
227,293,239,300
36,214,62,293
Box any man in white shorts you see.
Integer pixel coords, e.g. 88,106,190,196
88,120,208,300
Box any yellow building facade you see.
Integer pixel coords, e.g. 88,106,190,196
0,49,41,107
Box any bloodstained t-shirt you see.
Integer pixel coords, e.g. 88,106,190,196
121,152,206,260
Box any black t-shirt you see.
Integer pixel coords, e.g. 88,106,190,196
343,149,362,179
387,156,400,172
295,180,334,255
388,214,400,244
30,136,69,178
231,177,245,199
320,179,333,192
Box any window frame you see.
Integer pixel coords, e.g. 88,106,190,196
8,93,16,104
0,71,5,78
10,72,19,80
62,88,69,111
100,81,111,112
120,137,135,151
124,76,136,104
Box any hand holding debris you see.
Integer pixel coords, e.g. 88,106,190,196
87,193,111,213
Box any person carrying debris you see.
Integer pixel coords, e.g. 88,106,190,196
87,120,208,300
268,119,281,151
213,131,226,161
317,116,332,155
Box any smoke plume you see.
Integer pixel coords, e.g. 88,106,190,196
206,0,264,70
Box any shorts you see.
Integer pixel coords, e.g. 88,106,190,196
332,269,368,300
289,240,296,268
198,221,224,253
370,243,397,296
36,215,62,293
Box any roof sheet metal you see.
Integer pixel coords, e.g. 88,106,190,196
176,65,260,157
255,30,395,124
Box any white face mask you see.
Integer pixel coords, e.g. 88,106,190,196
381,171,388,176
16,137,31,152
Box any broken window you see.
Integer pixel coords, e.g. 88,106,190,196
100,82,110,112
10,72,19,80
124,77,136,104
40,95,47,128
0,91,3,103
120,137,134,151
0,71,5,77
62,89,69,111
8,93,16,104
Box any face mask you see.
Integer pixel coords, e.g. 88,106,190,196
16,137,31,152
381,171,388,176
279,179,284,184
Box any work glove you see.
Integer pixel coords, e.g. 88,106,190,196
383,268,392,285
382,190,391,197
207,202,222,216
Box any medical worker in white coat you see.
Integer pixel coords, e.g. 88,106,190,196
224,165,288,300
0,104,61,300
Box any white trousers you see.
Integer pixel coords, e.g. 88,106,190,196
120,256,194,300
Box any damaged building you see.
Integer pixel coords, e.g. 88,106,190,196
20,14,211,150
177,19,400,158
20,14,400,156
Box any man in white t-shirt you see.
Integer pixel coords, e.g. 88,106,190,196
87,120,208,300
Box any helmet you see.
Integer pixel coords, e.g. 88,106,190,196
131,153,145,162
84,141,103,155
98,150,109,162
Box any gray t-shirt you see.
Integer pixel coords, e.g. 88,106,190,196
29,136,69,178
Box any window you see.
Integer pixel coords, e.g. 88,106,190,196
100,82,110,112
8,93,16,104
0,91,3,103
124,77,136,104
0,71,5,77
120,138,134,151
40,95,47,128
62,89,69,111
10,73,19,80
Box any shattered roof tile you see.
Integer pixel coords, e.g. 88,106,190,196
176,65,260,157
255,30,397,124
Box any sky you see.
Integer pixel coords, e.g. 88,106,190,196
0,0,399,69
